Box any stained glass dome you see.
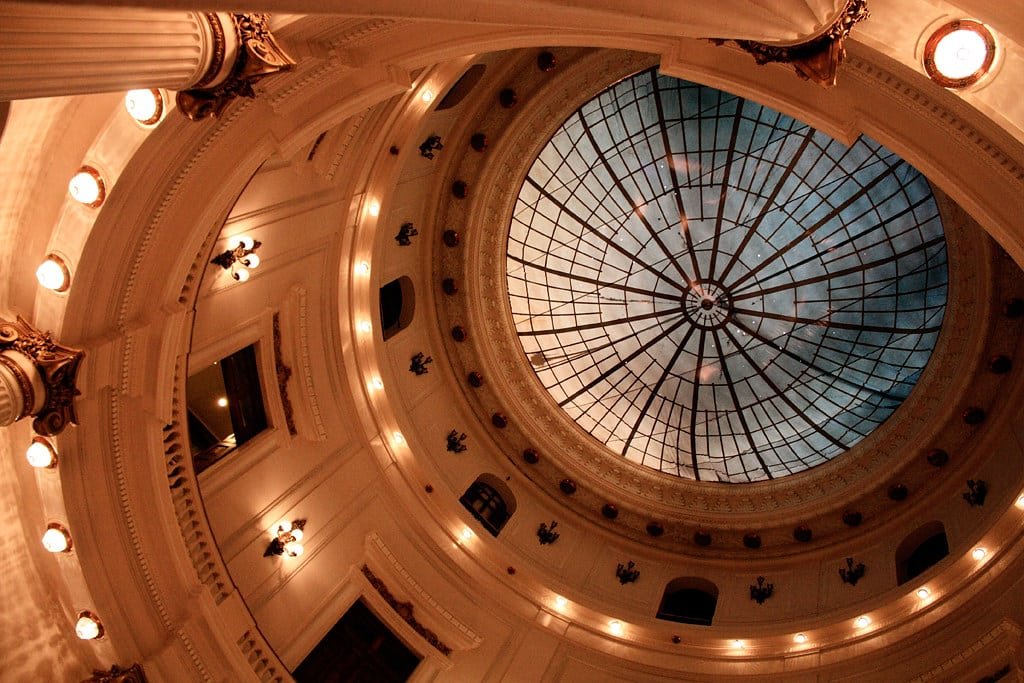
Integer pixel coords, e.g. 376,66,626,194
506,68,947,483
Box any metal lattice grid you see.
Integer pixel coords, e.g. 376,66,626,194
506,68,947,483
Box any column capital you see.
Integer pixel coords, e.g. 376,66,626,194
176,13,296,120
0,316,83,435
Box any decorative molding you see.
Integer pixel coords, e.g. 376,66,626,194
178,13,296,120
910,618,1022,682
361,565,452,656
193,13,227,90
296,287,328,441
0,315,83,435
272,313,297,435
236,630,286,683
714,0,870,87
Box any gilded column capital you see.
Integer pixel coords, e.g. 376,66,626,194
712,0,870,87
0,316,83,436
176,13,296,120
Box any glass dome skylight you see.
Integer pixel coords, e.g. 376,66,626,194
506,68,947,483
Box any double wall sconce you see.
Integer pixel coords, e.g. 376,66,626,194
211,235,262,282
264,519,306,557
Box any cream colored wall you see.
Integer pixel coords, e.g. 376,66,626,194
1,4,1024,682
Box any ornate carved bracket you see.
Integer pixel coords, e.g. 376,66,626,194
0,316,83,435
177,13,296,120
362,564,452,656
712,0,869,87
82,663,147,683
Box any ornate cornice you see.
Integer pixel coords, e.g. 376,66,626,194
361,564,452,656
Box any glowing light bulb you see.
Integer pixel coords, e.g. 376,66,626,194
68,168,104,206
460,527,473,541
1015,494,1024,509
392,431,404,444
916,587,930,599
289,528,303,543
972,547,987,561
36,256,70,292
356,261,370,275
358,320,372,334
731,639,745,650
554,596,568,609
241,253,260,269
216,397,228,408
26,439,57,468
75,613,103,640
854,615,870,628
371,377,384,390
932,28,988,80
284,541,304,557
233,267,250,282
793,633,807,644
237,235,255,250
609,620,623,636
421,88,435,103
367,201,381,217
42,526,71,553
124,88,163,124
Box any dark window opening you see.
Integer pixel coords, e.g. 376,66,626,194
436,64,487,111
186,344,267,474
293,599,421,683
460,475,516,537
656,578,718,626
896,521,949,585
380,276,415,340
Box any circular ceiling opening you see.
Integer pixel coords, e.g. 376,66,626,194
506,68,947,483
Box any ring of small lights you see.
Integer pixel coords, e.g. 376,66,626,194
431,48,1021,555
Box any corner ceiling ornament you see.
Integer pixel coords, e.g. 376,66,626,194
712,0,869,87
361,565,453,656
0,316,83,436
177,13,296,120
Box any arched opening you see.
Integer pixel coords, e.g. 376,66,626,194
656,577,719,626
436,63,487,111
380,276,415,340
896,521,949,585
459,473,516,537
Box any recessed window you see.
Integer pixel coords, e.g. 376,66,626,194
186,344,267,474
896,521,949,584
293,599,421,682
459,474,516,537
924,20,996,89
380,276,415,340
656,577,718,626
436,64,487,111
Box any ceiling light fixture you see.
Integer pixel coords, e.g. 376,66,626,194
972,547,987,560
26,438,57,468
264,519,305,557
460,527,473,541
68,166,106,207
609,620,623,636
392,431,404,444
356,261,370,275
793,633,808,644
554,596,568,609
211,235,262,282
916,587,930,599
36,254,71,292
421,88,434,103
731,639,745,650
924,20,996,88
42,523,73,553
854,615,870,628
75,611,104,640
1015,494,1024,509
367,201,381,217
124,88,164,125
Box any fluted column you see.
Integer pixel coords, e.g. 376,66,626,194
0,350,44,427
0,2,239,100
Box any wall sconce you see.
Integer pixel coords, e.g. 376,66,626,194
749,576,774,604
26,437,58,468
839,556,866,585
264,519,305,557
537,520,560,545
211,235,262,282
42,523,73,553
615,560,640,585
